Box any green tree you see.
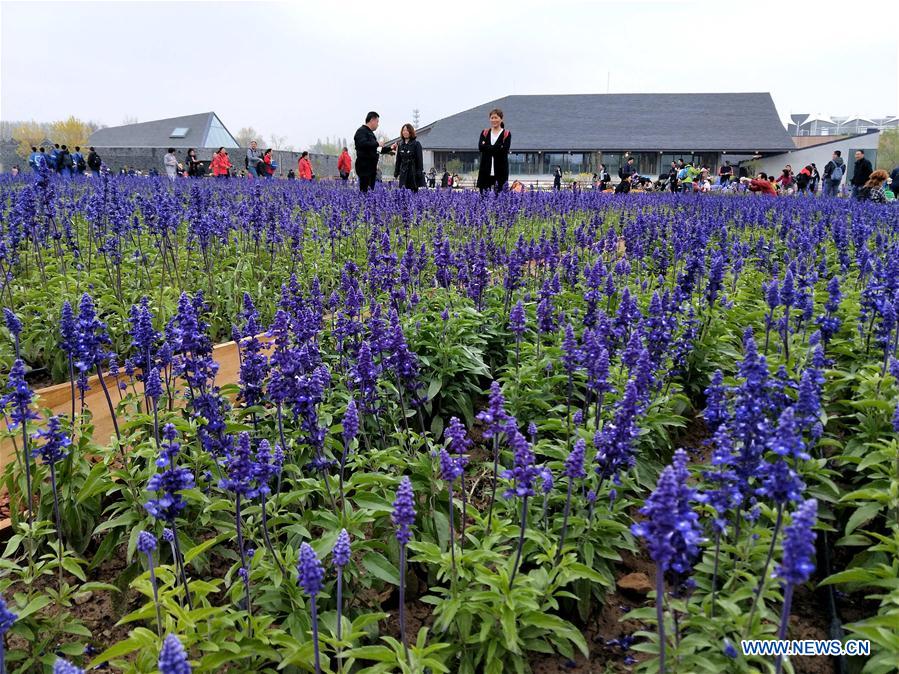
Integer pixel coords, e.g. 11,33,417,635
12,121,46,159
876,129,899,170
49,116,93,149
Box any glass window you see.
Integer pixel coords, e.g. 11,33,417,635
170,127,189,138
205,116,239,148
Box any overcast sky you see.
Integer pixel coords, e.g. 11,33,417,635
2,0,897,148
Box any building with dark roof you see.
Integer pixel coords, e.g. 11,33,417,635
410,92,793,177
88,112,239,149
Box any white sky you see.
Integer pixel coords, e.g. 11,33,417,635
2,0,897,148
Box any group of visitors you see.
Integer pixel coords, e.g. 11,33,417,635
11,109,898,203
26,144,101,177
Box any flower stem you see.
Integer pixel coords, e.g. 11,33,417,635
310,594,321,674
775,584,794,674
556,478,575,565
746,504,783,635
510,496,528,589
399,543,409,664
656,564,666,674
146,551,163,637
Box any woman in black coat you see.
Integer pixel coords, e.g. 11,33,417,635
393,123,424,192
476,108,511,192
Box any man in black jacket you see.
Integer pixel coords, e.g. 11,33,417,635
353,111,393,192
851,150,873,199
87,147,102,174
619,156,637,183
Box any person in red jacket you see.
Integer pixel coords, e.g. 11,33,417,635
741,173,778,196
337,147,352,183
298,151,313,180
210,147,232,179
262,149,275,179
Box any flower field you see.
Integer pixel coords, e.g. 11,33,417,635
1,173,899,674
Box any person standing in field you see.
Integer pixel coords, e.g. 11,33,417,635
476,107,511,193
851,149,873,199
163,148,178,181
393,123,424,192
211,147,232,178
246,140,264,178
338,147,352,182
298,151,314,180
87,147,102,174
822,151,845,197
354,111,394,193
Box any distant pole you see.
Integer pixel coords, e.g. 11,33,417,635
606,71,610,94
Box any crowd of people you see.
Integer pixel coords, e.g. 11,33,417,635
8,112,898,203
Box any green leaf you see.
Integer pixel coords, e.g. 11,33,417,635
361,552,400,586
15,594,52,620
845,502,881,536
184,534,228,565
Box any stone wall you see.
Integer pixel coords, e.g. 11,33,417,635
0,140,339,179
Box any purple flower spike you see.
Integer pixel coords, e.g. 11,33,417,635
53,659,85,674
297,542,325,596
392,476,416,545
158,634,191,674
333,529,351,568
137,530,157,554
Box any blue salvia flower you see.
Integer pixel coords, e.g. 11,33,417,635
564,437,586,479
253,440,282,496
297,542,324,596
333,528,351,642
342,398,359,446
769,407,809,462
333,529,351,569
137,530,157,554
776,499,818,587
52,659,85,674
439,449,464,484
703,370,729,434
219,432,259,498
392,476,416,545
594,379,641,484
145,366,163,401
540,466,554,493
773,498,818,674
158,634,192,674
128,297,160,374
817,275,842,345
509,300,526,337
445,416,471,466
145,424,195,522
3,359,39,429
60,300,77,360
74,293,111,392
561,323,581,375
31,416,71,464
1,594,17,674
632,449,704,592
236,293,268,408
893,402,899,434
3,308,21,357
476,381,511,439
756,458,805,507
502,419,539,499
298,542,325,674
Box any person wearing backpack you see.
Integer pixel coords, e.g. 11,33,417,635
476,108,511,193
59,145,74,177
87,147,102,174
72,146,86,175
28,146,39,173
823,150,845,197
49,144,61,172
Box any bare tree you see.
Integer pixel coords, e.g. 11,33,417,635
412,108,421,127
235,127,260,148
122,115,139,126
269,133,288,150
